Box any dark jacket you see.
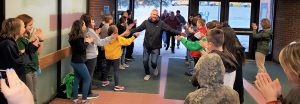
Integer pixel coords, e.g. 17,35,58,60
69,38,89,63
210,50,238,73
252,29,273,55
0,38,28,104
0,38,27,77
131,18,181,49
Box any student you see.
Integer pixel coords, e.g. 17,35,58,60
102,25,139,91
255,41,300,104
191,29,238,88
251,18,273,73
222,27,246,103
80,14,116,99
177,18,207,76
16,14,44,104
117,17,129,70
185,53,240,104
0,18,39,104
69,20,94,104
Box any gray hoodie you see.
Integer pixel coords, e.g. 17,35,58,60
85,28,112,59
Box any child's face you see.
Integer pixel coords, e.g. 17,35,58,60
26,20,33,33
19,21,26,38
82,22,87,32
91,19,95,29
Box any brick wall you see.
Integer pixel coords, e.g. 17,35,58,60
89,0,116,22
272,0,300,62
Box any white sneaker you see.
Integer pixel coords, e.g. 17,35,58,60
119,65,125,70
144,75,151,80
122,64,129,68
153,68,159,76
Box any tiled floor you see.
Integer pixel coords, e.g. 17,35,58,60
50,91,184,104
50,31,267,104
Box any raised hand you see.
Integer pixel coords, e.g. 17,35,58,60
175,36,183,41
180,32,187,37
127,23,135,30
0,69,34,104
134,32,140,38
199,40,208,49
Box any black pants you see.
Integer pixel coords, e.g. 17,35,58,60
95,48,107,81
193,57,199,65
103,59,120,86
234,64,244,103
125,42,134,59
166,32,175,52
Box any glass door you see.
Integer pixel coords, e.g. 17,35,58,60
198,0,258,59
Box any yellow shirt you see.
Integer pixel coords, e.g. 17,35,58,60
104,36,135,60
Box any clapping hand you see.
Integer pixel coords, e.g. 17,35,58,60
133,32,140,38
84,37,95,43
0,69,34,104
255,73,282,102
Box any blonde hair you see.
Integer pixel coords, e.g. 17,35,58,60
279,42,300,81
197,18,206,27
261,18,271,30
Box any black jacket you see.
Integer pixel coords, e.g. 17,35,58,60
0,38,27,77
69,38,88,63
0,38,29,104
210,50,238,73
131,18,181,49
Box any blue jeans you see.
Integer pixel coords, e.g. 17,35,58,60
186,50,194,72
162,31,167,44
143,47,160,75
71,62,91,100
120,47,126,65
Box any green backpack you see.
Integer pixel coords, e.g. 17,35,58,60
63,72,74,98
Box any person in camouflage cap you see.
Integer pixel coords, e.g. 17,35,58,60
185,53,239,104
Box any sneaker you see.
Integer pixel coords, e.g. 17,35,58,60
144,75,151,81
114,86,125,91
87,93,99,99
119,65,125,70
153,68,159,76
122,64,129,68
184,71,193,76
81,100,93,104
101,81,110,86
72,99,80,104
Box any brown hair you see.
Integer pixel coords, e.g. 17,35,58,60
279,42,300,81
68,20,86,41
261,18,271,30
206,29,224,47
103,15,113,23
206,22,217,30
197,18,206,27
16,14,33,26
107,25,118,36
0,18,23,39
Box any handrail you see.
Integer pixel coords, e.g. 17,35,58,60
38,47,71,69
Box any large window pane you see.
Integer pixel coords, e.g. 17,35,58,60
118,0,130,11
229,2,251,28
162,0,188,22
199,1,221,22
134,0,161,26
236,35,250,52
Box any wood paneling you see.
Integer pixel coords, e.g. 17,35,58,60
39,47,71,69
